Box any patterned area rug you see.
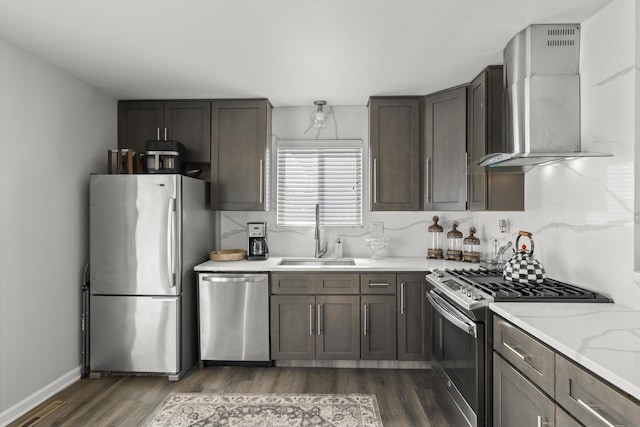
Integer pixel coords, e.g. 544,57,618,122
144,393,383,427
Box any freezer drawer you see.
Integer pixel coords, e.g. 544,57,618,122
90,295,180,373
198,273,270,361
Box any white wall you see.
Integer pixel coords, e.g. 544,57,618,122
220,0,639,310
0,38,116,422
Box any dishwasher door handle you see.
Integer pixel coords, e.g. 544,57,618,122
201,275,266,283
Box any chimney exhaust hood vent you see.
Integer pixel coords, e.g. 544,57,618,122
470,24,610,170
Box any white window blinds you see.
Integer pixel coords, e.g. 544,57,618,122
277,140,363,226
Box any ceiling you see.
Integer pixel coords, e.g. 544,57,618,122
0,0,611,106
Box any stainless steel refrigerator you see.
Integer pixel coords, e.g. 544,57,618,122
89,174,210,380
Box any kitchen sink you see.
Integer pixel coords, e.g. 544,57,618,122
278,258,356,266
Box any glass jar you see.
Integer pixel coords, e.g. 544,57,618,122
463,226,481,263
427,216,444,259
446,222,463,261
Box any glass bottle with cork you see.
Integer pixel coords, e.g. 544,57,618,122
446,222,463,261
427,216,444,259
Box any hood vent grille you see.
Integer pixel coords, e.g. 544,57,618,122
547,27,578,46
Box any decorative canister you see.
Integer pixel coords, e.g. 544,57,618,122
503,231,547,284
463,227,481,263
446,222,463,261
427,216,444,259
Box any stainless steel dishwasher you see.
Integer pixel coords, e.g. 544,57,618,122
198,273,270,362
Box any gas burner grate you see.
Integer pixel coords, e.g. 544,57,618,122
445,268,610,302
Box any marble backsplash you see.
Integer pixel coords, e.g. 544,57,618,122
218,0,638,310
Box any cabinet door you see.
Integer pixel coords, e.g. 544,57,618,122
164,101,211,164
467,70,489,211
316,295,360,360
369,97,421,211
494,353,555,427
117,101,164,153
397,274,430,361
556,408,582,427
270,295,315,359
211,99,271,210
424,86,467,210
467,66,524,211
361,295,396,360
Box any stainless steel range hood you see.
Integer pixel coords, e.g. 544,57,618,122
472,24,610,169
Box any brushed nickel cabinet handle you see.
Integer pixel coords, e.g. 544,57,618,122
259,159,264,204
576,398,619,427
373,158,378,204
503,341,526,361
156,128,160,140
164,127,168,140
400,282,405,315
426,157,431,203
536,415,552,427
503,340,544,376
363,304,368,336
317,303,321,336
309,304,313,336
368,282,389,287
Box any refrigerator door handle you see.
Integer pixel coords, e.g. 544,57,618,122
168,198,177,287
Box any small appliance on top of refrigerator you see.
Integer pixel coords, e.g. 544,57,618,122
89,174,210,380
247,222,269,260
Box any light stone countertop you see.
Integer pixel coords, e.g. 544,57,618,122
194,256,471,272
490,302,640,402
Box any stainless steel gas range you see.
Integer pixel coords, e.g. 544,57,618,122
425,268,611,427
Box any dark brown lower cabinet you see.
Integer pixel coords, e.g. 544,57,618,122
316,295,360,360
397,274,430,361
493,353,555,427
270,295,315,360
361,295,396,360
270,295,360,360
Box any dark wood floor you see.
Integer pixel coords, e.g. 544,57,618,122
10,366,453,427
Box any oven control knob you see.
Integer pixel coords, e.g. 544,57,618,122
472,293,484,301
461,289,468,297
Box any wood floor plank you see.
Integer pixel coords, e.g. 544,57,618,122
9,366,452,427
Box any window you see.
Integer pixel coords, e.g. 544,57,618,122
276,139,363,226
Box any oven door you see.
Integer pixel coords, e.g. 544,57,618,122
428,289,485,427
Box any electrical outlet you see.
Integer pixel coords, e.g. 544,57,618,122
371,221,384,236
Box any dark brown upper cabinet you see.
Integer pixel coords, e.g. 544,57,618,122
424,86,468,211
117,100,211,164
467,66,524,211
210,99,272,211
369,97,422,211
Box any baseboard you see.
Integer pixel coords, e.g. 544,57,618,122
0,365,81,426
273,360,431,369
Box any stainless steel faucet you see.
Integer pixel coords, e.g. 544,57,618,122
314,203,327,258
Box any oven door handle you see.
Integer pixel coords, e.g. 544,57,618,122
427,290,477,338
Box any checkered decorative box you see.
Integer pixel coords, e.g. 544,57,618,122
503,253,546,284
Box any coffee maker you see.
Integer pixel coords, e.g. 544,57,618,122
247,222,269,260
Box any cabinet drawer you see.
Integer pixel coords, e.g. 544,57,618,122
315,273,360,294
270,273,314,294
493,316,555,397
360,273,396,294
556,354,640,427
